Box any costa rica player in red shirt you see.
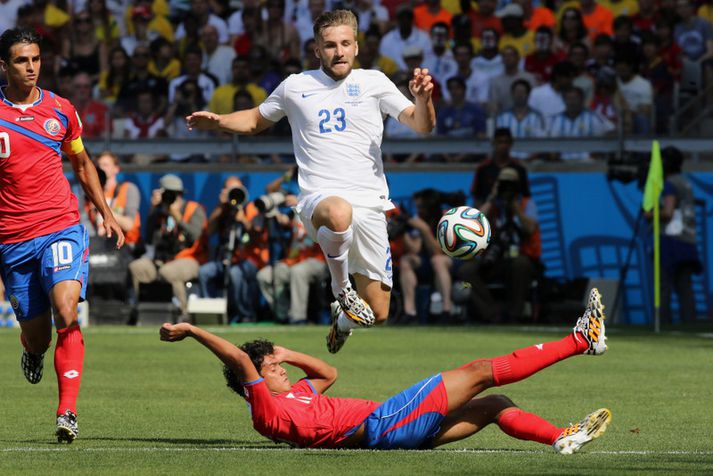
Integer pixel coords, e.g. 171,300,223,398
161,289,611,453
0,28,124,443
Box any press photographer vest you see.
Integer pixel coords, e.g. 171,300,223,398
174,201,209,264
87,182,142,245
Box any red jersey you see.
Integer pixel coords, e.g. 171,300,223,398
0,88,83,243
243,378,379,448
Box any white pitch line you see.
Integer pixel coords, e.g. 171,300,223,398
1,447,712,455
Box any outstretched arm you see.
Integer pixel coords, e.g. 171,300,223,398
185,107,275,135
272,346,338,394
160,323,261,383
398,68,436,134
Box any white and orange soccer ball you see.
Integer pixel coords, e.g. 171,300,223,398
437,206,491,260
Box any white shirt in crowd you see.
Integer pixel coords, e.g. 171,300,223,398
203,46,237,85
442,68,490,105
547,110,614,161
471,54,504,82
176,14,229,44
423,49,458,87
379,27,432,71
258,68,412,206
528,83,565,128
495,108,546,159
617,74,653,111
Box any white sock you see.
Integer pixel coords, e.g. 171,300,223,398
317,225,353,297
337,311,361,332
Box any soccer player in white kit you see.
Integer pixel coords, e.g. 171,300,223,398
186,10,435,353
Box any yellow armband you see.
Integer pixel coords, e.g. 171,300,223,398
61,137,85,155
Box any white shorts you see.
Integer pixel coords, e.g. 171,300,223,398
296,192,393,289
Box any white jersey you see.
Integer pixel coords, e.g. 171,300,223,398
259,68,412,208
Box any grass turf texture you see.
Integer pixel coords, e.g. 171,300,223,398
0,324,712,475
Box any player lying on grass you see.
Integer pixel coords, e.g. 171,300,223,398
160,289,611,453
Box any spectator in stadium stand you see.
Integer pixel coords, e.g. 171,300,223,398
674,0,713,92
423,22,458,87
36,39,61,92
120,5,159,56
159,288,612,453
168,46,218,105
612,14,642,61
601,0,640,17
451,13,475,50
590,68,622,128
353,0,390,35
175,0,229,46
164,79,209,161
123,0,175,43
436,76,487,161
246,44,282,93
383,73,428,164
443,42,489,108
547,87,615,161
295,0,325,46
116,44,169,116
123,89,166,139
175,12,201,58
62,10,105,81
470,128,531,207
198,176,268,323
88,0,120,47
129,174,207,322
230,5,261,57
414,0,453,33
228,0,260,46
471,28,504,82
560,0,614,41
147,37,181,81
614,52,653,135
496,3,536,58
70,72,109,139
355,27,399,78
379,3,432,71
528,60,575,127
568,42,595,105
200,24,236,86
98,46,131,105
585,33,615,79
495,79,547,160
632,0,659,33
90,151,142,249
55,65,75,99
517,0,556,32
464,0,502,38
255,0,301,62
655,18,683,77
208,56,268,116
556,7,589,51
525,26,566,84
402,45,442,103
488,45,536,115
639,31,676,133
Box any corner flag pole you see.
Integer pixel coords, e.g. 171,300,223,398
642,140,663,333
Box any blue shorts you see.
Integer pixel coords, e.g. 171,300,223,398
363,374,448,449
0,224,89,321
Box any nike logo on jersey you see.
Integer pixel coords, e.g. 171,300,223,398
326,253,338,259
301,92,318,98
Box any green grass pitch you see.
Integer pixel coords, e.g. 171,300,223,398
1,324,712,475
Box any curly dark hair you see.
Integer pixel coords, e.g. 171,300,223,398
223,339,275,397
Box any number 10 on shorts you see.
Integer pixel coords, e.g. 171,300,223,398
51,242,73,267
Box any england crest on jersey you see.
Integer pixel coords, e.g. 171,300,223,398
346,83,360,97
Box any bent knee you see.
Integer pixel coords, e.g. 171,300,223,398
313,198,353,230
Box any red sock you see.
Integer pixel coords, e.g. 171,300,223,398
498,408,564,445
54,325,84,416
490,334,587,386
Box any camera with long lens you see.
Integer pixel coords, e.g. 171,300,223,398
496,180,520,202
607,152,648,188
160,189,178,214
226,184,249,211
254,191,287,217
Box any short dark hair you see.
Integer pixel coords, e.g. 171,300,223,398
511,78,531,94
494,127,513,141
223,339,275,397
0,28,42,62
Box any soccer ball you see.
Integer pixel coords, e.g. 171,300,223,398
437,206,491,259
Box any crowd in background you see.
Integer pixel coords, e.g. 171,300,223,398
1,0,710,163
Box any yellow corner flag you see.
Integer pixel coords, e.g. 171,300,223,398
642,141,663,212
642,140,663,331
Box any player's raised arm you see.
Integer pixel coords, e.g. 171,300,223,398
272,346,338,394
66,148,125,249
160,323,261,383
398,67,436,134
186,107,275,135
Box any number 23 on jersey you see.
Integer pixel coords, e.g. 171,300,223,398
318,108,346,134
